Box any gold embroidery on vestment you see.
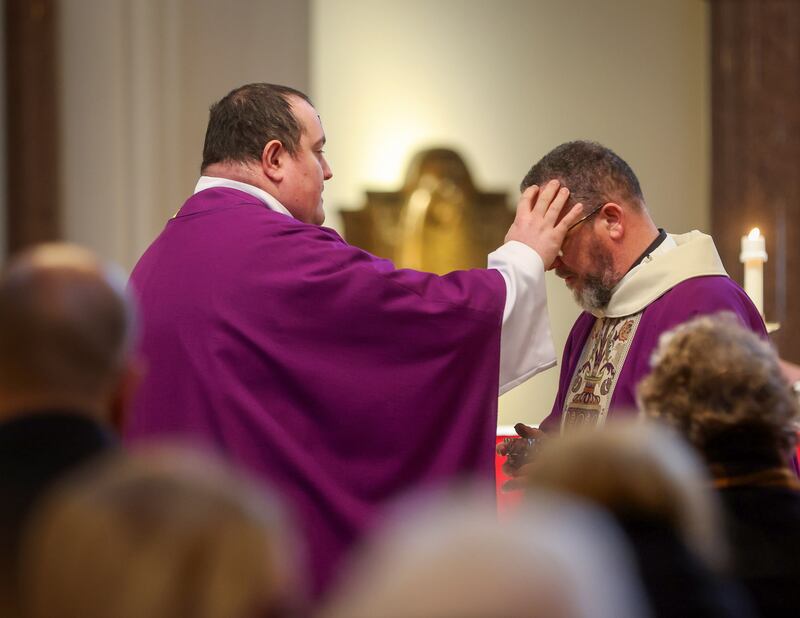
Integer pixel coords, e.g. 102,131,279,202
561,314,642,433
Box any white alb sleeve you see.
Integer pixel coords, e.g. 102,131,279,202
488,241,556,395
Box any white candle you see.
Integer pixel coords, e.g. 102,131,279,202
740,227,767,316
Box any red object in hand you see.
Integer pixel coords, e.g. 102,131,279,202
495,432,524,516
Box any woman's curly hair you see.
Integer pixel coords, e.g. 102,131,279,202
638,313,799,459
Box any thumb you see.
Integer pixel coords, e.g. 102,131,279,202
514,423,543,440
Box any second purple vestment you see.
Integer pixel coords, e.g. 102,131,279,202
126,188,507,597
542,275,767,432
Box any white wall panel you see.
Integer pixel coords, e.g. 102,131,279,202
58,0,310,270
311,0,710,425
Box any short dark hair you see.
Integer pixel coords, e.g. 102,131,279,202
201,83,312,172
520,141,644,214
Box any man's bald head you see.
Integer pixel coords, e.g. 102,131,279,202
0,244,137,420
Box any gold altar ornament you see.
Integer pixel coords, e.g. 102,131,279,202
341,149,514,274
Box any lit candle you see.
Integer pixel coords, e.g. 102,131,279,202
739,227,768,316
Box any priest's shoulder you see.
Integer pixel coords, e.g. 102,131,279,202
224,213,380,271
174,190,345,243
184,199,349,247
670,274,752,306
657,275,761,324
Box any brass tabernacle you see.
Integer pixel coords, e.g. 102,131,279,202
341,148,514,274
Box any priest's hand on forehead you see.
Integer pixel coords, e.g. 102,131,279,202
504,179,583,269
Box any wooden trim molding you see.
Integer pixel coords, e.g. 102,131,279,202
710,0,800,361
4,0,60,255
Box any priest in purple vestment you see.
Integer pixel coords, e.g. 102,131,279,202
125,83,584,599
498,141,767,471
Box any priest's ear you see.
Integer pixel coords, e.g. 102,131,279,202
261,139,287,182
600,203,624,240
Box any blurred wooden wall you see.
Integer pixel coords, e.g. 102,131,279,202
711,0,800,361
4,0,61,255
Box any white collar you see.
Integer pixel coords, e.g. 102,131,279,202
610,233,678,293
593,231,728,318
193,176,294,218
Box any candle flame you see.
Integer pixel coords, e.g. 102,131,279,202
748,228,761,240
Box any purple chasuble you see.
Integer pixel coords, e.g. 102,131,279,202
542,275,767,432
126,188,506,598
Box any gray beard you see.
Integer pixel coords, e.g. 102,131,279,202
573,274,615,313
572,239,618,313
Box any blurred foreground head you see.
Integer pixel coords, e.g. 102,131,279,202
21,447,300,618
321,489,648,618
521,424,762,618
638,313,799,471
524,421,723,567
0,243,139,427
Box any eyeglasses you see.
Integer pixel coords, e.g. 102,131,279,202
567,204,604,232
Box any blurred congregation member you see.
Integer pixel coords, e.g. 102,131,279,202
639,314,800,617
524,422,754,618
21,447,301,618
320,490,649,618
0,243,138,617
